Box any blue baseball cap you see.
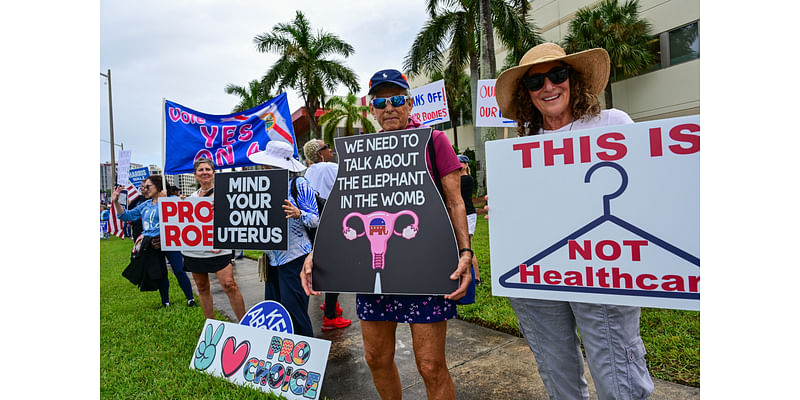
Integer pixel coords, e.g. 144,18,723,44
368,69,410,95
457,155,470,163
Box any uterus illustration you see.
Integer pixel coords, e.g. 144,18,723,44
342,210,419,293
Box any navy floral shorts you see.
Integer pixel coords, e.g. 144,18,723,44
356,294,456,323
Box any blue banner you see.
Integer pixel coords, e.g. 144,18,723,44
164,93,298,174
128,167,150,188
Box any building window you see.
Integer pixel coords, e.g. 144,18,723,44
642,20,699,74
667,21,700,66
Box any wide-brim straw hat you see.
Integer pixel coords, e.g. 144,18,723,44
496,43,610,121
248,140,307,172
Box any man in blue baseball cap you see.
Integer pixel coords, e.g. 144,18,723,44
304,68,473,400
366,69,414,132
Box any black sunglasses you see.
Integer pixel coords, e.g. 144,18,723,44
372,95,410,109
522,65,570,92
318,143,330,151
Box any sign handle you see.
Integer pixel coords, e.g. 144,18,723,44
161,97,167,192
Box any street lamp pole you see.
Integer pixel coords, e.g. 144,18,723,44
100,69,116,184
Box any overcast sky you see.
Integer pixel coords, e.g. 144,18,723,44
100,0,429,168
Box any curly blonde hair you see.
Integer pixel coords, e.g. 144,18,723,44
514,64,601,136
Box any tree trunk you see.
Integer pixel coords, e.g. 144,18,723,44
474,0,494,196
306,97,322,140
479,0,496,78
604,69,616,109
452,117,459,149
470,52,487,196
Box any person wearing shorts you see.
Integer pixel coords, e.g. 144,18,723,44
181,158,246,321
301,69,473,400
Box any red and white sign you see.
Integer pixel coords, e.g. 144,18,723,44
475,79,516,127
409,79,450,125
158,197,215,251
486,116,699,310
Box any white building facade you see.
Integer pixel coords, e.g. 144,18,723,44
406,0,699,148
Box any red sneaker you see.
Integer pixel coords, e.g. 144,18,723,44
319,302,343,316
321,316,351,331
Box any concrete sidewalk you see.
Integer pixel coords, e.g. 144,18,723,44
190,256,699,399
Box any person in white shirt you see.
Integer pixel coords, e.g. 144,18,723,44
303,139,338,199
493,42,653,400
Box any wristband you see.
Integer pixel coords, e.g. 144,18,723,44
459,248,473,256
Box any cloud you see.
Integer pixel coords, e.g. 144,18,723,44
100,0,428,167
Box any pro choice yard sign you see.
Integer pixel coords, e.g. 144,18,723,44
191,319,331,399
486,115,699,310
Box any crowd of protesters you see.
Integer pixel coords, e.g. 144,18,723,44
103,43,658,400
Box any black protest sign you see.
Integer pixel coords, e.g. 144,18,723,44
213,169,288,250
312,128,459,295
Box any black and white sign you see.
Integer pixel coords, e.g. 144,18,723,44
312,128,459,295
213,169,288,250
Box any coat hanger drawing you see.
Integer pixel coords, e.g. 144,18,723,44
499,161,699,300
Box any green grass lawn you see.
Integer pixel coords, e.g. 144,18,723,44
457,214,700,387
100,237,284,399
108,212,699,391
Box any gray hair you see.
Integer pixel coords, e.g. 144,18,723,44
193,157,215,172
303,140,324,164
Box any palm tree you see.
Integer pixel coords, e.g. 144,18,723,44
224,79,273,113
430,68,471,148
563,0,657,108
405,0,541,195
254,10,360,139
317,93,377,144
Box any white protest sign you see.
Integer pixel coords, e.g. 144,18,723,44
191,319,331,399
116,150,132,186
159,197,215,251
409,79,450,125
476,79,517,127
486,115,699,310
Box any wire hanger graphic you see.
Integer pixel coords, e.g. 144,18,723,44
498,161,699,300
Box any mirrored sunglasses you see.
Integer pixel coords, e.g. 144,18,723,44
372,95,410,109
522,65,570,92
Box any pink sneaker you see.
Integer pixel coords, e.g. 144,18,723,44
321,316,351,331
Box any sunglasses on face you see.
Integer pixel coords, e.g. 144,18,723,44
372,95,410,109
522,65,570,92
141,184,153,190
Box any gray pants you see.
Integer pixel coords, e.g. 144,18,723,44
509,298,654,400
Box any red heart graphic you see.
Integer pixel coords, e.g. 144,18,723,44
220,337,250,377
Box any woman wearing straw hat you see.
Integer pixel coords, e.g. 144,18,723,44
495,43,654,400
248,140,318,337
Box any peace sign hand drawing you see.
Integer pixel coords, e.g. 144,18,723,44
194,323,224,370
